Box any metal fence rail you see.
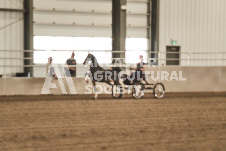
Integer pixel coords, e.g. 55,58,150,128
0,49,225,77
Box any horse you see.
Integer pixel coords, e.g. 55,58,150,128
83,53,121,99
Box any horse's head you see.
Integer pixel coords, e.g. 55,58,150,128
83,53,92,65
83,53,98,67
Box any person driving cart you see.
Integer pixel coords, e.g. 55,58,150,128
130,55,147,83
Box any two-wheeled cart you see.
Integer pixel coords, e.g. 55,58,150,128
111,69,165,99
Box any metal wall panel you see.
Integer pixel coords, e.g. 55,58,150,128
34,0,112,12
34,0,148,38
0,0,24,76
34,0,111,37
0,0,23,9
34,25,111,37
159,0,226,66
126,1,147,38
34,13,111,26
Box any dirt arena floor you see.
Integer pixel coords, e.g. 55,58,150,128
0,94,226,151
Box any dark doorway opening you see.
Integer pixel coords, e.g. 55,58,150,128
166,46,180,65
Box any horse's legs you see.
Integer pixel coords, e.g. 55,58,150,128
92,81,98,100
105,77,117,92
105,80,114,86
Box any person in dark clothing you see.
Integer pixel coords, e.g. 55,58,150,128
137,55,146,80
65,52,77,77
130,55,147,82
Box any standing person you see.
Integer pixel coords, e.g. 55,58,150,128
65,51,77,77
47,57,57,79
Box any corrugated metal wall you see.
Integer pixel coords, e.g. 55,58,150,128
0,0,24,76
34,0,148,38
1,0,225,78
159,0,226,66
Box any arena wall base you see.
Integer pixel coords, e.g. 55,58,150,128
221,67,226,91
0,67,225,96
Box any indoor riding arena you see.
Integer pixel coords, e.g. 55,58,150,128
0,0,226,151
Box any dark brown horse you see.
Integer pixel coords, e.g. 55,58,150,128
83,53,121,99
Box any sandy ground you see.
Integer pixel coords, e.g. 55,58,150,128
0,95,225,151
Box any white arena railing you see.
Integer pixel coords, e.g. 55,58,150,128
0,49,226,95
0,49,226,78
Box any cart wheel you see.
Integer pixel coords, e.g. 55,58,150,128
112,84,123,99
132,84,145,99
153,83,165,99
